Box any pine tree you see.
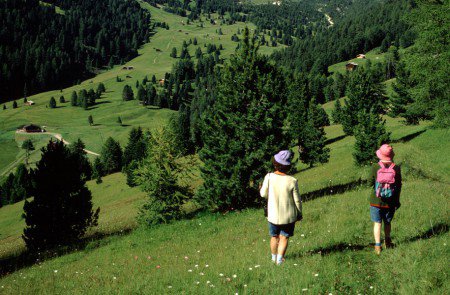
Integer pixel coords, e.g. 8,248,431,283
21,139,35,165
122,85,134,101
197,28,290,211
70,139,93,180
353,111,390,166
151,75,157,84
341,68,386,135
22,140,99,251
134,127,193,225
136,85,146,101
298,103,330,167
123,127,147,167
92,157,104,184
11,164,32,203
170,47,177,58
331,98,343,124
88,115,94,126
100,137,123,174
13,100,18,109
71,91,78,106
49,97,57,108
117,116,123,126
97,82,106,93
2,105,6,110
59,96,65,103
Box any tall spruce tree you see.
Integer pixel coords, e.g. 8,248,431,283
196,28,290,211
353,111,390,166
100,137,123,174
22,140,99,251
341,68,386,135
71,91,78,106
21,139,35,165
70,139,93,180
122,85,134,101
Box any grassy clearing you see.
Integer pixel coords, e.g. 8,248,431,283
327,48,387,75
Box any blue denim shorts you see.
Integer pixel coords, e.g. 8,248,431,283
269,222,295,237
370,206,395,224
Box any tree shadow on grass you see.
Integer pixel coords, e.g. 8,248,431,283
391,129,427,144
301,178,370,202
325,134,347,145
290,223,449,259
0,228,133,278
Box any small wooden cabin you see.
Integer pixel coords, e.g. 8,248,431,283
346,62,358,71
22,124,43,133
24,100,35,106
356,54,366,59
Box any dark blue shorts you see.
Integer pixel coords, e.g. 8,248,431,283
268,222,295,238
370,206,395,224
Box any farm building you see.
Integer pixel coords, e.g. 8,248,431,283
356,54,366,59
21,124,44,133
24,100,35,106
122,66,134,70
346,62,358,71
158,79,165,86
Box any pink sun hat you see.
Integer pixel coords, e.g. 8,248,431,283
376,144,394,161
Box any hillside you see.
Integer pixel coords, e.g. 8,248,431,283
0,122,448,293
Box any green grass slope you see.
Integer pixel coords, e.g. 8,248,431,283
0,117,448,293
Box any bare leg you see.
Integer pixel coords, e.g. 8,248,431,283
270,236,279,255
373,222,382,244
278,235,289,257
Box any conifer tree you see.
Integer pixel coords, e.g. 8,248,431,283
197,28,290,211
122,85,134,101
49,97,56,108
341,68,386,135
298,102,330,167
123,127,147,167
135,127,193,225
92,157,104,184
13,100,18,109
331,98,343,124
11,164,32,203
117,116,123,126
22,140,99,251
21,139,35,165
353,111,390,166
70,139,93,180
97,83,106,93
88,115,94,126
100,137,122,174
136,85,146,101
59,96,65,103
151,75,157,84
170,47,177,58
71,91,78,106
3,105,6,110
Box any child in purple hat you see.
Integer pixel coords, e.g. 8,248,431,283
260,150,302,265
369,144,402,254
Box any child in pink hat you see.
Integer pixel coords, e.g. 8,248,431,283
369,144,402,254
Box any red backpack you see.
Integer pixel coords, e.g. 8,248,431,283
375,161,396,199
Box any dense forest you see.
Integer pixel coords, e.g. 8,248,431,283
0,0,150,101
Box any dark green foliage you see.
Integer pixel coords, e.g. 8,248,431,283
170,47,177,58
21,139,35,165
88,115,94,126
22,140,99,251
136,85,146,101
123,127,147,168
71,91,78,106
92,157,104,184
49,97,57,108
100,137,122,174
146,86,157,106
353,111,390,166
2,104,6,110
117,116,123,126
331,98,343,124
195,47,203,59
122,85,134,101
193,37,198,45
341,68,386,135
97,83,106,94
12,100,18,109
298,112,330,167
59,96,65,103
0,164,32,204
0,0,150,101
196,29,291,211
69,139,93,181
398,0,450,128
135,128,193,226
151,75,157,84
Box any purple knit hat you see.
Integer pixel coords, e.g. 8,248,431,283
274,150,292,166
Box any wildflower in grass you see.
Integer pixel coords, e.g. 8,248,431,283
232,274,237,278
210,285,215,287
249,268,253,270
255,265,260,268
301,234,305,237
185,256,189,260
197,250,200,253
200,272,204,276
195,265,199,268
244,285,247,287
54,270,58,273
188,269,193,272
314,273,319,277
302,289,308,291
113,277,117,280
219,273,224,277
134,256,138,260
147,256,152,260
195,281,200,285
156,265,161,269
206,281,210,284
226,278,231,282
205,264,209,267
168,286,172,289
370,286,374,289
